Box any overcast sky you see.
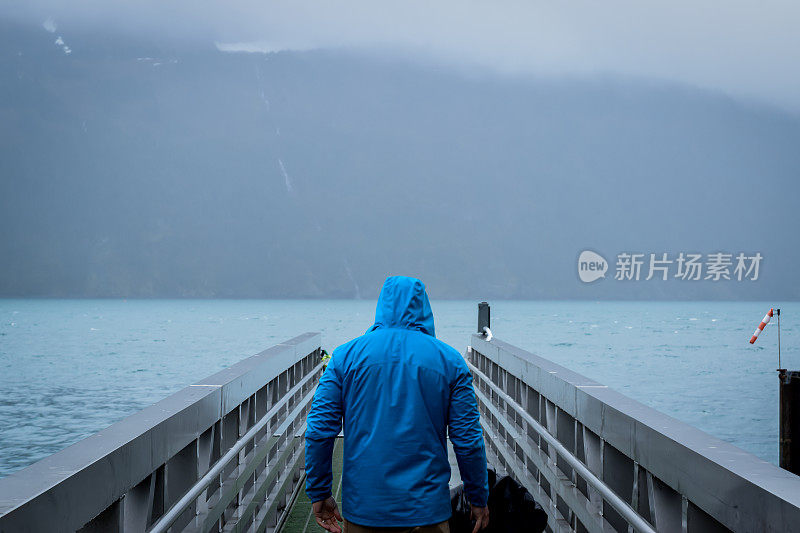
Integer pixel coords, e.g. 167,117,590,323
3,0,800,111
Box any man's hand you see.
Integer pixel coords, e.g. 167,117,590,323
470,504,490,533
313,496,343,533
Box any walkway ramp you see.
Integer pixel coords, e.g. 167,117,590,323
2,324,800,532
281,440,344,533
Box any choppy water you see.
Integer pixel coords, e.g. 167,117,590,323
1,299,797,478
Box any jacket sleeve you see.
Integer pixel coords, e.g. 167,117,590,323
448,361,489,507
304,354,343,503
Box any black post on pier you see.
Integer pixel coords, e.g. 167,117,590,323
774,308,800,475
478,302,490,334
779,370,800,475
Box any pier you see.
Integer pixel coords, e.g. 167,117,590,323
1,313,800,532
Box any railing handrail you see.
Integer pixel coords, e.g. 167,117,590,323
470,333,800,532
465,358,656,533
148,360,322,533
0,332,322,532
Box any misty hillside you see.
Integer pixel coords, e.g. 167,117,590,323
1,20,799,299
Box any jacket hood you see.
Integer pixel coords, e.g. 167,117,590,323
368,276,435,337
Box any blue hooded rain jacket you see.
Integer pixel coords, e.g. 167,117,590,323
305,276,489,527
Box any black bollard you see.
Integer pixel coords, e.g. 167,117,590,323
478,302,490,335
778,369,800,475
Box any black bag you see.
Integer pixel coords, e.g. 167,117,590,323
449,469,548,533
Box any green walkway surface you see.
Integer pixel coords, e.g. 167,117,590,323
282,439,344,533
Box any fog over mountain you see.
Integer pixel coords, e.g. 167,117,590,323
1,19,798,299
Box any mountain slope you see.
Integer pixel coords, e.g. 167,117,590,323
1,21,798,299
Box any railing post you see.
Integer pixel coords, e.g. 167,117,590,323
779,369,800,475
478,302,490,334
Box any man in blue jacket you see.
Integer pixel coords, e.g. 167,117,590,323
305,276,490,533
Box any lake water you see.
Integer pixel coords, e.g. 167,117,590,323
1,299,797,478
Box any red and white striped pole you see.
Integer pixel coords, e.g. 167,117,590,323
748,306,798,473
750,308,774,344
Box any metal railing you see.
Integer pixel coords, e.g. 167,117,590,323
7,321,800,533
468,333,800,533
0,333,322,533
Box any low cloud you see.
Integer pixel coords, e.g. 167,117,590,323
6,0,800,109
215,41,316,55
